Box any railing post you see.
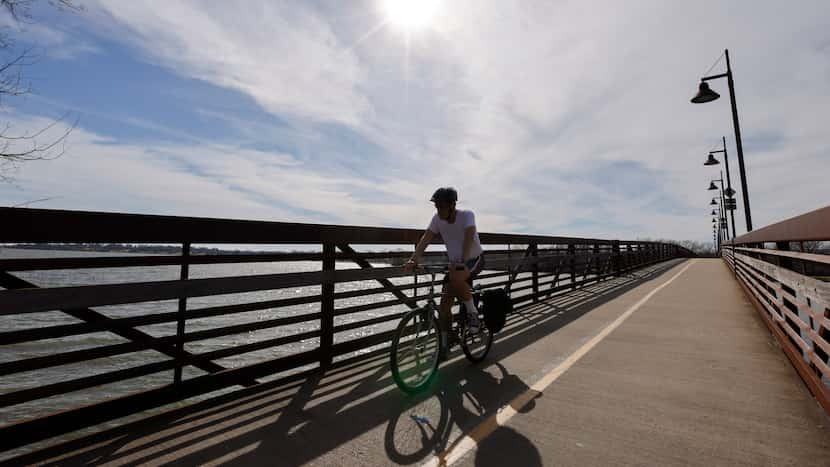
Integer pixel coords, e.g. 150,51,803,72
413,241,418,299
174,241,190,385
612,240,621,277
321,243,335,368
531,243,539,303
506,243,512,294
568,243,576,290
592,243,600,277
776,241,793,271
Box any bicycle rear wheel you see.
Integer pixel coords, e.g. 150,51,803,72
390,307,442,394
461,319,492,363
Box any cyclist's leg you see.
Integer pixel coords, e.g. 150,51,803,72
438,281,454,333
448,267,472,300
448,266,479,333
437,281,455,357
452,257,485,331
448,255,484,298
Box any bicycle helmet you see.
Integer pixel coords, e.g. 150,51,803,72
430,187,458,204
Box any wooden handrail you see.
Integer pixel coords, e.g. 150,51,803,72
722,204,830,416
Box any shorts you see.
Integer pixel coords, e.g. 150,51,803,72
442,255,485,286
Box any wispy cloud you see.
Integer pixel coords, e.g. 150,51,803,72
0,14,101,59
6,0,830,242
85,2,370,127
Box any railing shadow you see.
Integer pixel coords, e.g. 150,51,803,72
3,259,685,466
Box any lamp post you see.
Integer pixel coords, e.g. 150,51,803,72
691,49,753,231
710,197,724,251
704,136,738,238
708,173,730,241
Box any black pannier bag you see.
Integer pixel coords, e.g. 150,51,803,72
481,288,512,333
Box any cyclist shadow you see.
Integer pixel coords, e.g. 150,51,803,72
384,361,542,466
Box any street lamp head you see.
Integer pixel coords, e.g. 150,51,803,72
712,218,717,223
704,153,720,166
691,81,720,104
707,181,718,190
711,209,717,215
710,198,718,205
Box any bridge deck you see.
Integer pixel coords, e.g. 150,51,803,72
6,259,830,466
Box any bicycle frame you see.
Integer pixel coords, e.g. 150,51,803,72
416,264,477,335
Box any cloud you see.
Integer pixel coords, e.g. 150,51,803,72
9,0,830,243
0,115,442,230
0,15,101,59
84,2,370,128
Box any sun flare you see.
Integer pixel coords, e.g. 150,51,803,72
383,0,441,31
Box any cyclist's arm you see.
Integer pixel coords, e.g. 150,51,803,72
408,229,435,265
462,225,476,262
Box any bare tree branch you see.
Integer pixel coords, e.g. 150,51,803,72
0,112,76,160
800,241,828,254
1,1,81,23
0,1,82,182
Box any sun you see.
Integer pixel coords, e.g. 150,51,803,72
383,0,441,31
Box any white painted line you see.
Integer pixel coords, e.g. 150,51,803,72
422,259,697,467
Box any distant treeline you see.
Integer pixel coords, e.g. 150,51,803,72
3,243,406,265
5,243,302,256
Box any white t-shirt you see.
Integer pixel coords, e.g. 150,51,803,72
427,209,483,263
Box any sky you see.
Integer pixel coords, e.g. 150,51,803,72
0,0,828,244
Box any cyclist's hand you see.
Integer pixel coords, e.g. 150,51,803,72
403,259,417,272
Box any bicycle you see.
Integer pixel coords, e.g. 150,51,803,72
390,264,493,394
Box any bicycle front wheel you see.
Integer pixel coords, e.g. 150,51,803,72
390,307,441,394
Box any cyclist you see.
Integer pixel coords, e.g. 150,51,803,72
404,187,485,348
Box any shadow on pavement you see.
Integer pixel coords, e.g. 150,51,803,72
384,362,543,466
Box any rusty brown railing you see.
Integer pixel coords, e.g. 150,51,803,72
0,207,691,452
723,205,830,413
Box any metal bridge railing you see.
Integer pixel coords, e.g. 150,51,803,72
0,207,691,452
723,205,830,414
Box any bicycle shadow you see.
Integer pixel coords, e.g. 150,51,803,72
385,362,542,466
